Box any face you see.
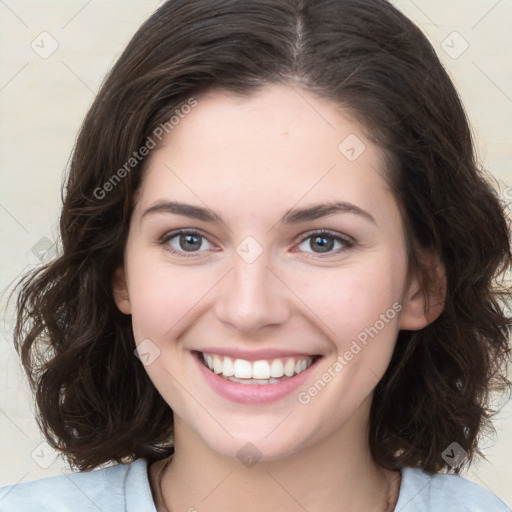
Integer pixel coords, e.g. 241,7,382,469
113,83,433,462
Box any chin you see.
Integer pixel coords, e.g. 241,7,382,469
186,413,321,465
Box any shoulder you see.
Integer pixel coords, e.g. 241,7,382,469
0,458,156,512
396,466,511,512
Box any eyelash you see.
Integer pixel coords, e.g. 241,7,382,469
158,229,355,259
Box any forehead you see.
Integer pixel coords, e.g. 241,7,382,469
135,83,394,223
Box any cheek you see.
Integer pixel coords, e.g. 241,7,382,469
292,264,404,419
125,253,219,342
287,254,406,380
293,259,404,333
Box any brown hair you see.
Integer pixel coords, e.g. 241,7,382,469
13,0,511,473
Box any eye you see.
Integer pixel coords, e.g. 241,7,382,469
295,230,354,257
159,230,215,257
159,229,354,259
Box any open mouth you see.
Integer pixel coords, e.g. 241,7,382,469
194,350,321,385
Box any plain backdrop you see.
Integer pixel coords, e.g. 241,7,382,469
1,0,511,505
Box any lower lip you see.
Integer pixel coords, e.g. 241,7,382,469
193,351,321,404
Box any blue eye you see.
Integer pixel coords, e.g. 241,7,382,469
159,229,353,258
296,230,354,256
160,230,213,257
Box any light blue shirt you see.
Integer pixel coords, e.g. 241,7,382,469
0,458,510,511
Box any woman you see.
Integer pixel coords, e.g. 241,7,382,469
1,0,511,510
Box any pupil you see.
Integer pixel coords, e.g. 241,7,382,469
312,236,333,253
180,234,201,251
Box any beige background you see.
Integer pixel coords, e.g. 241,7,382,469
1,0,511,505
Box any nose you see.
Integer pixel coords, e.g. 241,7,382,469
213,250,291,335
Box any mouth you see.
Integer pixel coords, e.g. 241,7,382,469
193,350,321,386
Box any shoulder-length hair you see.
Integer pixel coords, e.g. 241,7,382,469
13,0,511,472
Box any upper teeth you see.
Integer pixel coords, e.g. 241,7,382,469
202,353,314,379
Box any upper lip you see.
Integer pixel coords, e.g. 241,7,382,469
194,347,320,361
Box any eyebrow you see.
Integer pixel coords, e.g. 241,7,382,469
141,200,376,226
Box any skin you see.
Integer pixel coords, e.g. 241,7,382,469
113,83,445,512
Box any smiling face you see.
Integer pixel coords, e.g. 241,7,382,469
113,83,435,462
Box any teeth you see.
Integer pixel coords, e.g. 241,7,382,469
233,358,252,378
201,352,314,381
222,356,234,377
270,359,284,378
227,376,283,385
213,355,223,374
284,359,295,377
252,360,270,379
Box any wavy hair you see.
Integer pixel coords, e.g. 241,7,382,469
13,0,512,472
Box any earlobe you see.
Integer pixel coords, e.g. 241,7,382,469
399,253,446,331
112,267,131,315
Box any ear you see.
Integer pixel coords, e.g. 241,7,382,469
399,251,446,330
112,266,131,315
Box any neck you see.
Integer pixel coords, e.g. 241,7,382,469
152,397,400,512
